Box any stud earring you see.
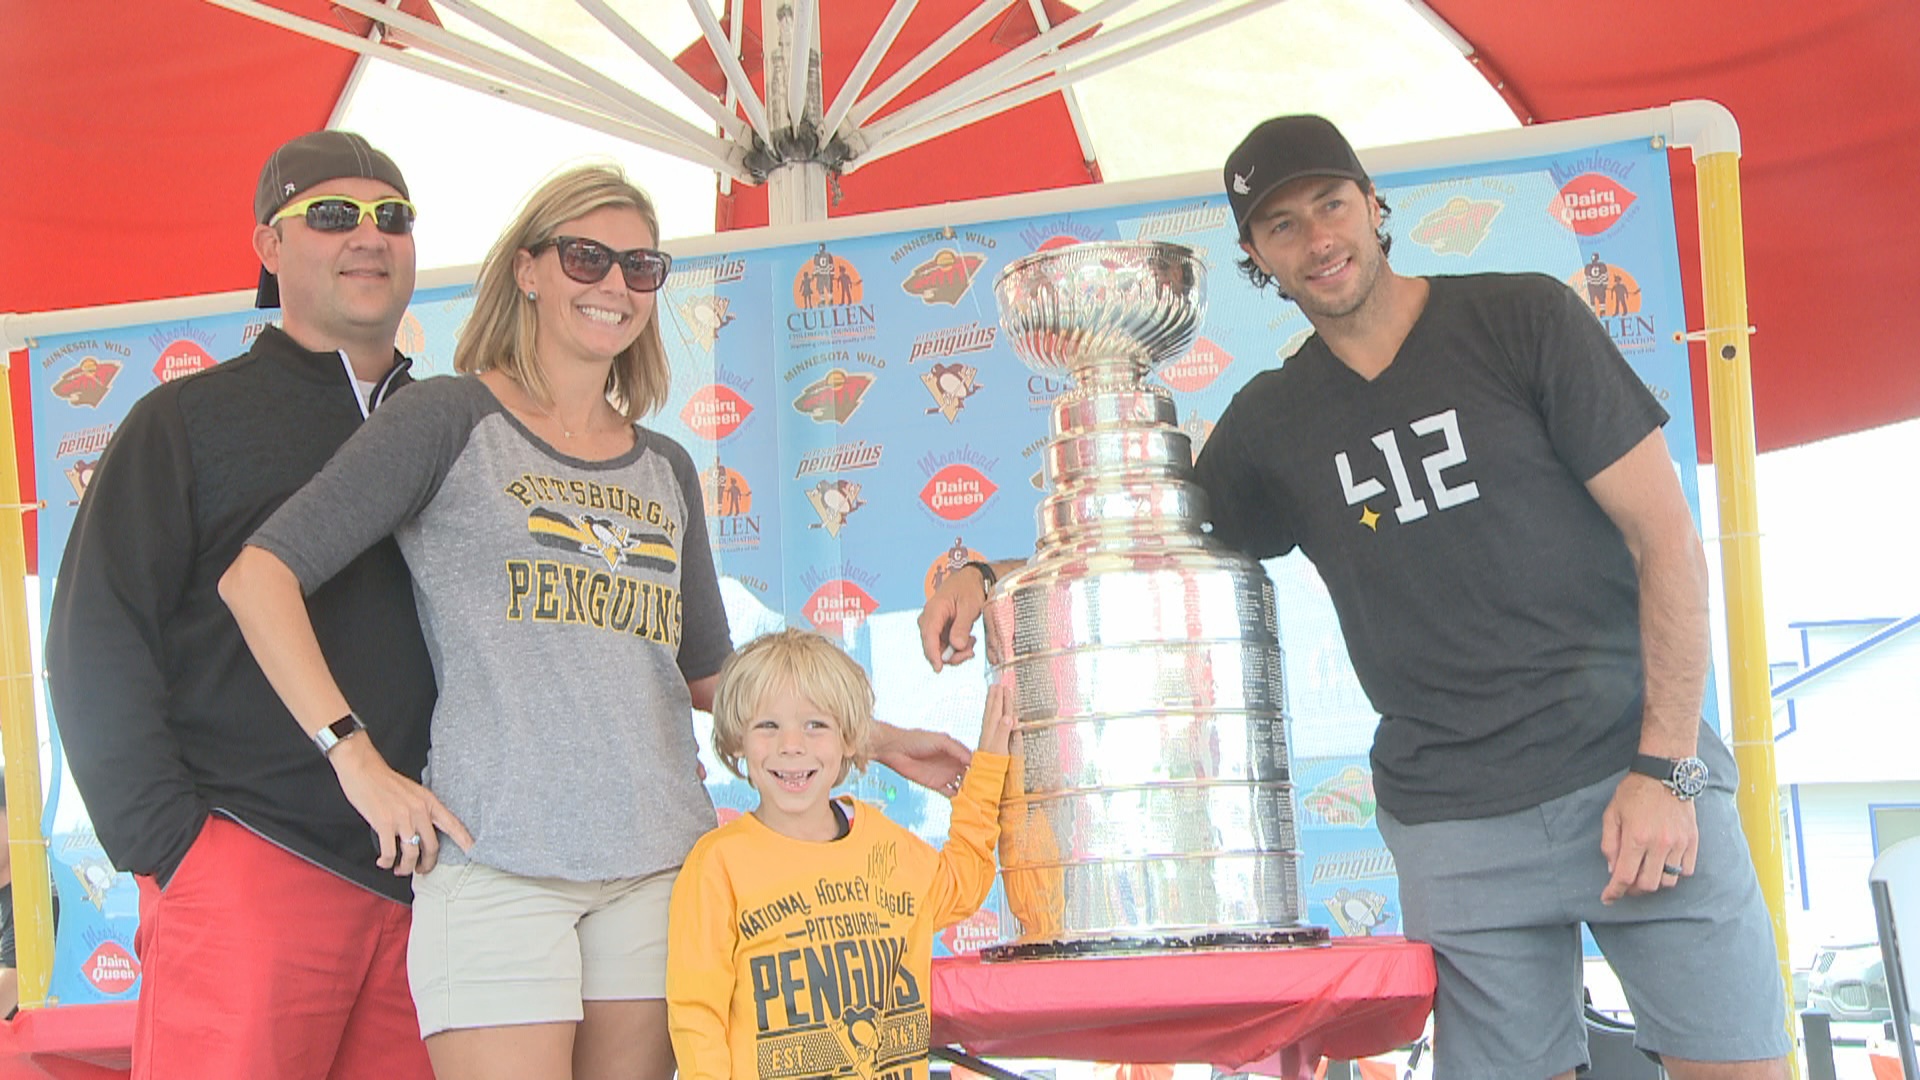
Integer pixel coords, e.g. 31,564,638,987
525,289,538,302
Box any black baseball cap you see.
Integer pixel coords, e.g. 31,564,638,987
254,130,410,308
1223,115,1370,238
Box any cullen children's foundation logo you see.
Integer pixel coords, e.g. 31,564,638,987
700,464,762,552
699,464,753,517
1409,196,1503,256
1568,253,1657,352
51,357,122,408
680,384,753,440
794,244,863,308
1570,252,1643,317
924,537,987,599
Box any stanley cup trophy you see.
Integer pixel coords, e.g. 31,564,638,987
982,241,1327,958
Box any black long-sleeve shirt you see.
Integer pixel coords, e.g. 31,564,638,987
45,326,437,902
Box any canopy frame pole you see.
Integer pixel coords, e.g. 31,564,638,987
820,0,921,141
0,358,53,1012
1678,99,1799,1077
573,0,751,143
859,0,1141,143
855,0,1264,171
763,0,828,224
1024,0,1098,174
843,0,1019,132
686,0,775,145
202,0,749,177
333,0,642,118
432,0,739,159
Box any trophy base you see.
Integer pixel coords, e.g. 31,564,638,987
979,924,1332,962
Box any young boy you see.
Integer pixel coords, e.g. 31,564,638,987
667,628,1013,1080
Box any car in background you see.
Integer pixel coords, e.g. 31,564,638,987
1805,942,1892,1023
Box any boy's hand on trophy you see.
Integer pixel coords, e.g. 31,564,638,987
977,683,1016,756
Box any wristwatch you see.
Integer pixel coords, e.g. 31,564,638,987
1630,753,1709,801
313,712,367,755
963,559,999,599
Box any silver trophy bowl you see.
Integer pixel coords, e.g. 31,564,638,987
983,242,1324,958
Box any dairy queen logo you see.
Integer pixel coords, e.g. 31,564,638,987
84,940,140,995
153,339,217,383
1157,338,1232,394
919,464,997,521
1551,172,1636,236
681,384,753,440
802,580,879,637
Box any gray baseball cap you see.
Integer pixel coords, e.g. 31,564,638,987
254,131,409,308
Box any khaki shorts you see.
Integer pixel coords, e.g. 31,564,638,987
407,859,676,1038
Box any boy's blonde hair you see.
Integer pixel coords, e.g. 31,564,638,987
454,163,671,420
711,629,874,782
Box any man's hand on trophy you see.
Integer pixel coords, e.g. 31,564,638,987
918,561,993,671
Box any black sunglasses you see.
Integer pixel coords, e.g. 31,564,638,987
272,195,417,236
529,236,672,293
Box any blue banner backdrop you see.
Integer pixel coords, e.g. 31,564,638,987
25,138,1693,1004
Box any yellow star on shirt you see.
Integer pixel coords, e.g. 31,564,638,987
1358,505,1381,531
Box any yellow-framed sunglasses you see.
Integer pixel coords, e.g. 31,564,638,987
271,194,417,235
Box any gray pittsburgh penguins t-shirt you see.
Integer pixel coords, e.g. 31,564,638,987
253,375,731,881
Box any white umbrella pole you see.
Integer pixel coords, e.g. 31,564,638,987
764,0,828,225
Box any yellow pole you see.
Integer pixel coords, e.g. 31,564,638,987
0,356,56,1010
1693,149,1795,1065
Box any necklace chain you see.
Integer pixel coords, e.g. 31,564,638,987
532,396,595,439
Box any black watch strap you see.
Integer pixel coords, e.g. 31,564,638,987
963,560,999,596
1629,753,1708,800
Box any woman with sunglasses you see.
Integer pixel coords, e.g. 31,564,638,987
220,164,724,1080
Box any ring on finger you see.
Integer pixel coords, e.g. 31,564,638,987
1661,863,1683,876
404,834,422,846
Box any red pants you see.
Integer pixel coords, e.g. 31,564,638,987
131,816,432,1080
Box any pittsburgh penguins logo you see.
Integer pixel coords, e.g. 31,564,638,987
526,507,676,572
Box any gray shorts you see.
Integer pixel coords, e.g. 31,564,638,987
1376,759,1789,1078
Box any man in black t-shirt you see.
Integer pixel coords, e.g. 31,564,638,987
918,116,1788,1079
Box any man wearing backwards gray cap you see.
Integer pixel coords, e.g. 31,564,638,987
918,115,1788,1079
47,130,455,1079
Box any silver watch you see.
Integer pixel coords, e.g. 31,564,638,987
313,713,366,755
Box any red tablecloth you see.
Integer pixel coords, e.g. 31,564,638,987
0,939,1433,1080
0,1002,133,1080
929,937,1435,1078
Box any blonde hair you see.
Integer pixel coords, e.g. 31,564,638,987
454,164,671,419
711,629,875,782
